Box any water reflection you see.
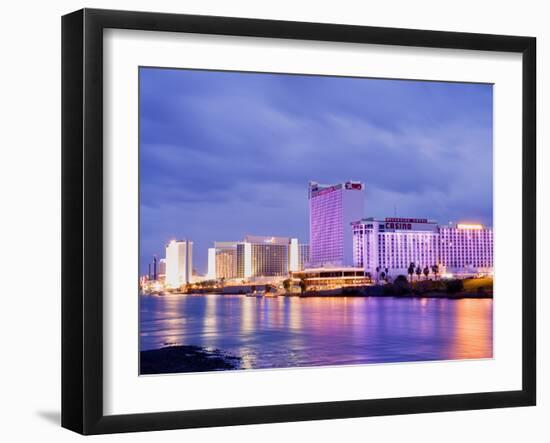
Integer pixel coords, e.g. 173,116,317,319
451,298,493,359
140,294,493,369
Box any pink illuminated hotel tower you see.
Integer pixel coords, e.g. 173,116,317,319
308,181,364,267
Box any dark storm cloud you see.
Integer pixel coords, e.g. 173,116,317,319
140,68,493,274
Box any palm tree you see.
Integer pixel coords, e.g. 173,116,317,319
408,262,415,283
384,267,389,282
415,265,422,281
376,266,381,283
423,266,430,280
431,264,439,280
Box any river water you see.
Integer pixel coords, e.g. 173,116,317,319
140,293,492,370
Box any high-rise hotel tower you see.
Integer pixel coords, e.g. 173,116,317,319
309,181,364,267
165,240,193,289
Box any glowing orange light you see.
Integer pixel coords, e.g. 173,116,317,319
457,223,483,230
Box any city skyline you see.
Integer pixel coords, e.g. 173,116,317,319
140,188,492,282
140,68,493,275
149,213,492,283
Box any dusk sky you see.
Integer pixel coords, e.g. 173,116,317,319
139,67,493,275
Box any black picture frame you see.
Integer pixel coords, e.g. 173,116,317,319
62,8,536,435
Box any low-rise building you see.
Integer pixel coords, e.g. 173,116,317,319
291,267,371,290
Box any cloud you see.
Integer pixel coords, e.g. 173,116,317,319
139,68,493,274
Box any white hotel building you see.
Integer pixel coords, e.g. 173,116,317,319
309,181,364,268
164,239,193,289
352,218,493,278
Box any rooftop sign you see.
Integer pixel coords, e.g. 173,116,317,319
344,182,363,190
385,217,428,223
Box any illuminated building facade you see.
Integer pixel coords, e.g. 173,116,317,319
207,248,216,280
352,218,493,277
208,236,301,280
439,223,493,274
236,242,253,279
246,235,291,277
352,218,439,277
309,181,364,268
291,267,371,290
165,240,193,288
158,258,166,282
289,238,299,272
299,244,310,270
207,242,251,280
213,242,239,279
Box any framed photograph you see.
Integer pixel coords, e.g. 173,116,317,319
61,8,536,435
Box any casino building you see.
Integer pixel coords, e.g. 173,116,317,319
352,217,439,278
207,235,309,280
309,181,364,268
352,217,493,278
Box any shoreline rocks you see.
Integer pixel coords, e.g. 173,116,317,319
140,345,241,374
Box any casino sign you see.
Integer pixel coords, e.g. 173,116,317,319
383,218,434,231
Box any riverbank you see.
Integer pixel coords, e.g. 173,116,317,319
154,277,493,299
297,289,492,299
140,345,241,374
157,288,492,299
297,277,493,299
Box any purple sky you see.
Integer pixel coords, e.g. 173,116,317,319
140,68,493,275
